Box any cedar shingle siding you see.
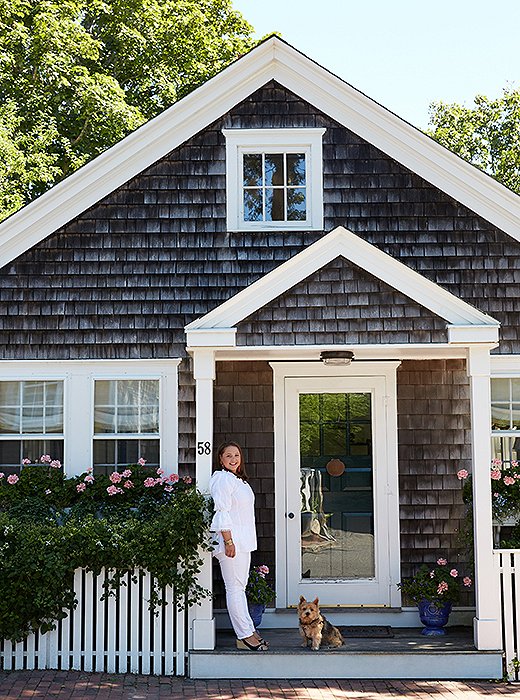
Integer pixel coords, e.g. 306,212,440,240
0,81,519,358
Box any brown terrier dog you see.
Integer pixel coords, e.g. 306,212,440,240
297,596,344,651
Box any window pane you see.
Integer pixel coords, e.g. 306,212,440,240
117,380,140,408
300,394,319,421
265,188,284,221
117,407,140,434
491,379,510,402
94,407,116,433
95,380,116,406
512,379,520,402
46,406,64,434
23,381,44,407
300,422,320,457
0,440,21,467
513,404,520,429
287,154,306,185
491,404,510,430
350,424,372,456
140,406,159,433
140,380,159,407
349,393,371,420
0,382,20,406
265,154,284,186
322,394,346,421
244,189,263,221
287,188,306,220
22,406,44,433
243,154,262,187
93,439,159,474
0,408,20,433
323,424,346,455
45,381,63,407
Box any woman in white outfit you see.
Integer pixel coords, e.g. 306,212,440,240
209,441,269,651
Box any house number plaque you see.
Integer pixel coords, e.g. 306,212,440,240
197,441,212,455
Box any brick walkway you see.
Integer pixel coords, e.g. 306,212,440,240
0,672,519,700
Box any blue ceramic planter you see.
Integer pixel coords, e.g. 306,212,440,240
248,602,266,628
418,600,452,636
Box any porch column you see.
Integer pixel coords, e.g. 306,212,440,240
190,348,216,650
467,346,501,649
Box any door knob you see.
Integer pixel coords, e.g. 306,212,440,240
287,512,295,519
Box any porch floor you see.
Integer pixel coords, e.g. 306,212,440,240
189,626,504,680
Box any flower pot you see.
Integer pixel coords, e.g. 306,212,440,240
417,600,452,636
247,602,266,628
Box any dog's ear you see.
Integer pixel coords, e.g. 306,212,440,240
313,597,319,605
299,595,306,603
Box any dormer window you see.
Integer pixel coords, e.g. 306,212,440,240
224,128,325,231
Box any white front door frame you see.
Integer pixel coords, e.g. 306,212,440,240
271,361,401,609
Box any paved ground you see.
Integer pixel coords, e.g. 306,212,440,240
0,672,519,700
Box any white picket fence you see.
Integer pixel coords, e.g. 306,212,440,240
495,549,520,681
0,569,185,675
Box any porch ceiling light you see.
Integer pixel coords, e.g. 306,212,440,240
319,350,355,365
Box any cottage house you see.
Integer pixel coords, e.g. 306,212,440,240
0,37,518,679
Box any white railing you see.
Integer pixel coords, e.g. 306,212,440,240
0,568,185,675
495,549,520,681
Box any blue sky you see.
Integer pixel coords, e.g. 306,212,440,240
232,0,520,129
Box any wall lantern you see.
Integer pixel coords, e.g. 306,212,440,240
319,350,355,366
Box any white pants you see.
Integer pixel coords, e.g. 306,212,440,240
216,551,255,639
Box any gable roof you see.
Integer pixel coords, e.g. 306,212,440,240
0,36,519,270
185,225,499,346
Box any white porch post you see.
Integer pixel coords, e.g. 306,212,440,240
467,346,501,650
190,348,216,650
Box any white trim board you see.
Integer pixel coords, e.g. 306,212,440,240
1,37,520,270
185,226,499,338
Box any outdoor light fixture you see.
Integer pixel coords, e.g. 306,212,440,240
319,350,355,365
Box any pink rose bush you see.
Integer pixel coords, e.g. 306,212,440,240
246,564,274,606
398,556,472,607
457,460,520,521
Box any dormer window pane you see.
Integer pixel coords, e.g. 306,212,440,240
265,154,284,186
244,189,262,221
287,153,306,185
287,188,306,220
265,188,284,221
243,154,262,186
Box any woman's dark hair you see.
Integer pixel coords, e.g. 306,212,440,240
215,441,248,481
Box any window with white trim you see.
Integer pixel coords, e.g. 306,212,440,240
0,380,64,474
491,378,520,464
224,128,325,231
93,379,160,475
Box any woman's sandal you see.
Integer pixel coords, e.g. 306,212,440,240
236,638,269,651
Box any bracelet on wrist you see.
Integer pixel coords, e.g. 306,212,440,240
224,538,234,546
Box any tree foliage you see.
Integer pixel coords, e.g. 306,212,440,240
427,87,520,195
0,0,255,220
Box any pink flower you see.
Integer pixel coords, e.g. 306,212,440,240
168,473,179,483
258,565,269,575
183,475,192,484
493,492,500,498
109,472,122,484
86,467,93,474
436,558,447,566
106,485,122,496
0,473,4,480
84,474,94,484
7,474,19,484
437,581,448,594
50,460,61,469
122,469,132,478
137,457,147,466
463,577,472,587
450,569,458,578
22,458,31,465
40,454,51,464
457,469,468,480
490,469,502,480
512,461,519,468
504,476,516,486
164,484,174,493
123,480,134,489
156,468,165,476
76,483,86,493
492,458,503,467
144,477,156,488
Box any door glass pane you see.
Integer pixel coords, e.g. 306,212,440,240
299,392,374,580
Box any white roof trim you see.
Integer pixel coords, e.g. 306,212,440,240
1,36,520,270
185,226,499,332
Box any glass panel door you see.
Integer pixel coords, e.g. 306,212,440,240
299,392,374,581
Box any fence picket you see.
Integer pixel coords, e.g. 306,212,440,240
164,585,175,676
72,569,83,670
95,569,105,672
26,632,35,670
118,572,129,674
3,640,12,671
141,571,151,675
129,568,140,674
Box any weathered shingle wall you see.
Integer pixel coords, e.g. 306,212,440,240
0,81,519,359
398,358,473,602
236,257,447,345
212,360,275,608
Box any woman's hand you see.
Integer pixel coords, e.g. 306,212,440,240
224,541,236,558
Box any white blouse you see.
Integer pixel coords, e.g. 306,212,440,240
209,469,257,555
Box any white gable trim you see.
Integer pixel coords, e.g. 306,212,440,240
1,37,520,270
185,226,499,339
